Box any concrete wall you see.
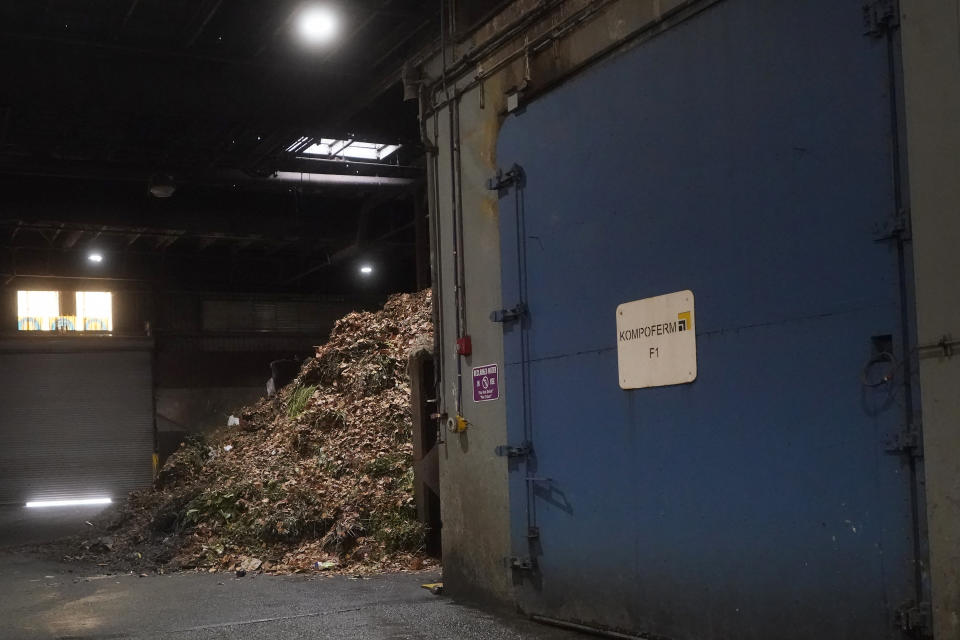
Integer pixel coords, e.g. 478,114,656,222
901,3,960,638
421,0,719,606
430,93,513,604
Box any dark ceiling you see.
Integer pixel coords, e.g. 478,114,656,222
0,0,440,295
0,0,437,179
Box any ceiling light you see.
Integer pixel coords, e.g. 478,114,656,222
88,253,103,263
148,173,177,198
26,497,112,508
359,265,374,275
298,6,339,44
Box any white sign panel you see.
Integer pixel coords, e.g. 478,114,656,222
616,290,696,389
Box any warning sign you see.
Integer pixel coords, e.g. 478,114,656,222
616,290,697,389
472,363,500,402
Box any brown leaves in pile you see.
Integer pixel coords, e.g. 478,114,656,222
76,290,436,576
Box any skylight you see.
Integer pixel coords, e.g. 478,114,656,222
300,138,400,162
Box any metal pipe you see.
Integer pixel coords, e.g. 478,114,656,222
0,165,415,190
453,95,467,336
427,0,616,115
423,0,714,120
430,0,570,92
421,0,616,120
529,615,647,640
447,100,464,414
420,83,446,438
268,172,415,187
295,156,414,171
418,84,439,154
429,103,447,434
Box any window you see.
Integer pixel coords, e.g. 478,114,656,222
17,291,59,331
76,292,113,332
16,290,113,332
291,137,400,162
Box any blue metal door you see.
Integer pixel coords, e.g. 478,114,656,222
496,2,920,639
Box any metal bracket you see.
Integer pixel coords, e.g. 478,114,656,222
894,601,932,636
487,164,526,193
490,303,527,324
526,526,540,540
886,424,923,458
863,0,899,37
495,441,532,458
505,556,535,571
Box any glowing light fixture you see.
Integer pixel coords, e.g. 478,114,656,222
88,253,103,263
359,265,374,275
26,497,112,508
298,6,339,44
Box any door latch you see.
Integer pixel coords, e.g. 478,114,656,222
490,303,527,324
487,164,525,193
886,424,923,458
495,441,532,458
505,556,535,571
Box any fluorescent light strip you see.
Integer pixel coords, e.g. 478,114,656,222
26,498,112,508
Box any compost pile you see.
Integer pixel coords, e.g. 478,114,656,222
68,290,435,576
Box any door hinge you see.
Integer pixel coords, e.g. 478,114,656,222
894,601,932,636
487,164,526,194
863,0,899,36
885,424,923,458
490,303,527,324
495,441,532,458
505,556,535,571
873,209,911,241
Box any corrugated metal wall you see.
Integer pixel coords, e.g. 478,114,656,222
494,1,920,638
0,340,154,505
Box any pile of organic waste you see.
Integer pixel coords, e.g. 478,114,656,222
59,290,436,577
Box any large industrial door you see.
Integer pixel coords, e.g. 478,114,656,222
496,1,921,639
0,339,154,506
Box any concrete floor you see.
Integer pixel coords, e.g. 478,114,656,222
0,550,583,640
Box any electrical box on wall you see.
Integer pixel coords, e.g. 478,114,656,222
456,335,472,356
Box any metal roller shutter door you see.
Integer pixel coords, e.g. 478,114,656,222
0,344,154,505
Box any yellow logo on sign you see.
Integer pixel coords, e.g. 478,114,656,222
677,311,692,332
